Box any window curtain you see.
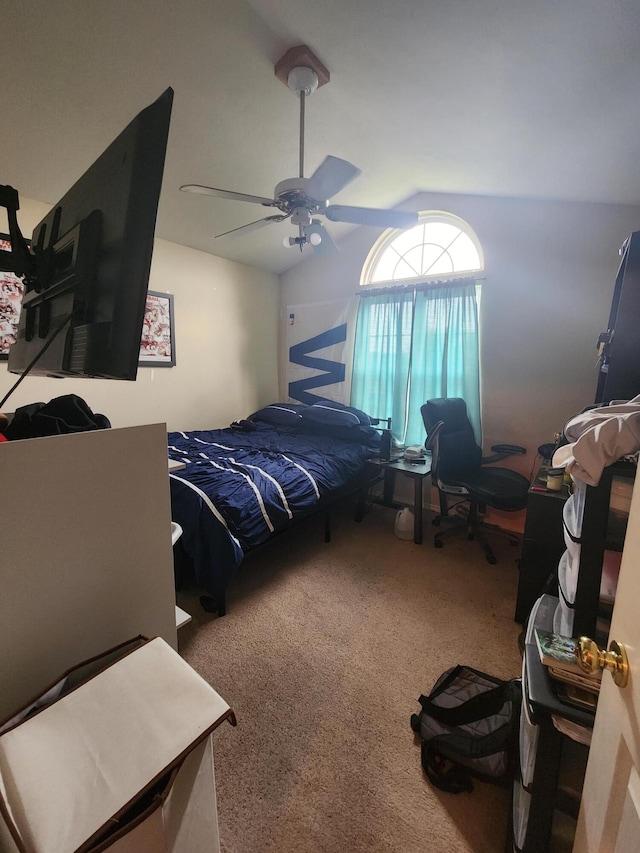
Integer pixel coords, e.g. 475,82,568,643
351,289,414,434
351,279,481,447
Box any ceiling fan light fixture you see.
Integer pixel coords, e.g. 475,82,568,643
283,234,309,252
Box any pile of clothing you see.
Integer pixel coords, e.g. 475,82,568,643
0,394,110,441
553,395,640,486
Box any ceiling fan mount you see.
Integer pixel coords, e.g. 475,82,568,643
274,44,330,92
180,44,418,255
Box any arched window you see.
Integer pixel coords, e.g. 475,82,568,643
361,211,483,285
352,213,483,446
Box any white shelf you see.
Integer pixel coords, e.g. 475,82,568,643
175,605,192,629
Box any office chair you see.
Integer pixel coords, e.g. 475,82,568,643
421,398,530,564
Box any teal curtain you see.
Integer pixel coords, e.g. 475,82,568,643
351,289,415,434
351,279,481,446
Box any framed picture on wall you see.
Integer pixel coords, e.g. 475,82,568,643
139,290,176,367
0,234,27,360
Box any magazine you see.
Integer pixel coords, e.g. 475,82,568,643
534,628,601,692
534,629,582,672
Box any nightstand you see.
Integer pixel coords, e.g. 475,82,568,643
368,454,432,544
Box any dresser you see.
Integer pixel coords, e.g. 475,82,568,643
514,461,569,625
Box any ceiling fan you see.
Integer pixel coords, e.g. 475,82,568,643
180,45,418,256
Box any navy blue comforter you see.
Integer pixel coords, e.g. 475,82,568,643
168,421,380,600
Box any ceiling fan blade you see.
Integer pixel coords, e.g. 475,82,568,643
180,184,277,206
306,156,361,201
304,221,340,257
216,214,288,238
325,205,419,229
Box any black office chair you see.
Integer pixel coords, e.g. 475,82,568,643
421,398,530,564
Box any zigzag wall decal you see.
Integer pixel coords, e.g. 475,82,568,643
288,323,347,404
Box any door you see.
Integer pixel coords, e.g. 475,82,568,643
573,472,640,852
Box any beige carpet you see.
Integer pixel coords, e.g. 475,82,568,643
177,499,524,853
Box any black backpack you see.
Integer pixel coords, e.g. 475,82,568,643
411,664,522,794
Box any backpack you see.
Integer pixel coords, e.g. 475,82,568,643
410,664,522,794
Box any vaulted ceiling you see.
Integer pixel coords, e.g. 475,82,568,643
2,1,639,274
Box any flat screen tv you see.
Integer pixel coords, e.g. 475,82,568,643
5,87,173,382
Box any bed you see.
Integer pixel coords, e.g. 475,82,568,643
167,401,381,614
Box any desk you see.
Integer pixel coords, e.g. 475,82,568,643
369,454,432,544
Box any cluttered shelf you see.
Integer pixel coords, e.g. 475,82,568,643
511,589,596,853
515,638,593,853
512,446,636,852
515,456,635,631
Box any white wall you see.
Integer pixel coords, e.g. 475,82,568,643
1,197,280,431
279,191,640,475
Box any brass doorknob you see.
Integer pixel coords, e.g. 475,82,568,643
578,637,630,688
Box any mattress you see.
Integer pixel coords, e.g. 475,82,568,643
168,417,381,605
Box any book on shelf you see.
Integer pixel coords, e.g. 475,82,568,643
555,682,598,711
548,665,601,695
534,628,582,672
534,628,601,693
551,714,593,746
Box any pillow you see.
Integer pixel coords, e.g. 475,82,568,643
307,422,382,448
300,400,371,428
250,403,305,426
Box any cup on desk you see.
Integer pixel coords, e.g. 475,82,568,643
546,468,564,491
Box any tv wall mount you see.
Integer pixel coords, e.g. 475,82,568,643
0,185,34,280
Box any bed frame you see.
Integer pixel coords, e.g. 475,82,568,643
173,467,376,616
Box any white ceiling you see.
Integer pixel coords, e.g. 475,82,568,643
2,0,639,275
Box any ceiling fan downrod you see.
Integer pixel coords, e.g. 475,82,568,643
299,90,306,179
287,66,319,180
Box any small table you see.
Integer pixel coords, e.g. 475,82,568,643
368,454,432,544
